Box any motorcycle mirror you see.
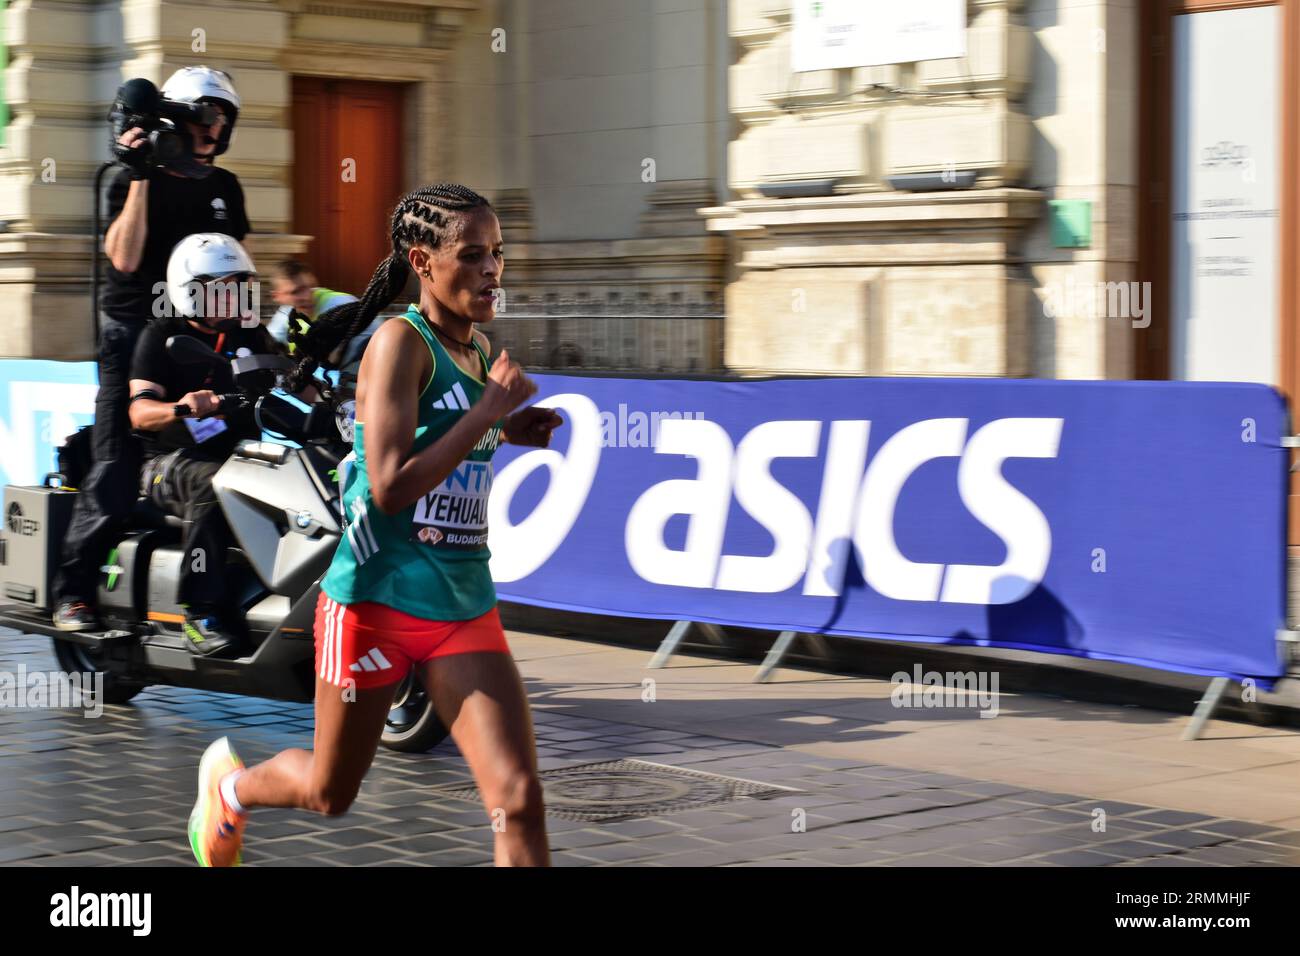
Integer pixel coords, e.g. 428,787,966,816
166,334,228,366
255,393,308,437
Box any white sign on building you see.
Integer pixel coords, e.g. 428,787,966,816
791,0,967,73
1170,5,1280,385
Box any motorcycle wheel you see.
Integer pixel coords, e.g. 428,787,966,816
50,636,146,705
380,672,450,752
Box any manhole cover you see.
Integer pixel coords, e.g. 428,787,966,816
434,759,797,822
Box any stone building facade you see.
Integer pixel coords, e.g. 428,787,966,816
707,0,1138,379
0,0,729,371
1,1,1283,394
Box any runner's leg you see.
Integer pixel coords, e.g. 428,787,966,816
232,676,396,815
419,651,549,866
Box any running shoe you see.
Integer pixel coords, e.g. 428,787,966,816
189,736,246,867
52,601,98,632
181,609,235,657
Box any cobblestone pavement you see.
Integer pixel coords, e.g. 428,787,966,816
1,631,1298,867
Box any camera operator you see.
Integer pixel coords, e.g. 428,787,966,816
53,66,251,632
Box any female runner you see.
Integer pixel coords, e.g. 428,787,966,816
188,183,562,867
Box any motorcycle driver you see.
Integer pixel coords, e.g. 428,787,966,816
127,233,277,656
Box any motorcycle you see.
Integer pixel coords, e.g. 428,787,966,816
0,334,450,752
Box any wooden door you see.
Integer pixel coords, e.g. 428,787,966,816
291,77,407,302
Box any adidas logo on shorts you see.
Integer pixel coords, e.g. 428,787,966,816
350,647,394,674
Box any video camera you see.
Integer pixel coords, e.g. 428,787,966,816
107,78,221,180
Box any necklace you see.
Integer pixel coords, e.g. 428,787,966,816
419,309,474,350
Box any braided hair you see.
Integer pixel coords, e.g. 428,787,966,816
284,182,493,393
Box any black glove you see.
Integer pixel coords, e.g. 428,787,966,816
111,138,150,180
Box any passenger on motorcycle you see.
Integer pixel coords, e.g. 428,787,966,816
126,232,279,657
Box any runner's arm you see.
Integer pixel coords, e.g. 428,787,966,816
362,321,501,515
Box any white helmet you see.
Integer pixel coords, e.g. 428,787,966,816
166,233,256,324
161,66,240,155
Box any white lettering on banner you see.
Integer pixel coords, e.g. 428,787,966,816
488,393,603,582
941,418,1062,604
489,404,1064,605
624,419,733,588
714,420,821,593
855,417,967,602
626,416,1064,603
0,380,98,486
804,420,872,596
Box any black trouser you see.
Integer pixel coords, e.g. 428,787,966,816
53,313,145,604
141,447,232,610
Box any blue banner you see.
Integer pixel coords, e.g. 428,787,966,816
0,360,97,487
0,362,1286,682
488,375,1288,684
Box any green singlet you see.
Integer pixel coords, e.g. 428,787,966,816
320,303,504,621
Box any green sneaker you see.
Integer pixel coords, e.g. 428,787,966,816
181,610,234,657
189,736,247,867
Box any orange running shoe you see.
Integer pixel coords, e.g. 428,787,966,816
188,737,247,867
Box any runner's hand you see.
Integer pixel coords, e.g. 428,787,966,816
483,349,537,418
504,406,563,447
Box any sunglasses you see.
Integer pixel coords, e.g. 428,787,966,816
194,272,255,288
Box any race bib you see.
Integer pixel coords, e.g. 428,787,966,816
410,458,492,550
184,416,228,444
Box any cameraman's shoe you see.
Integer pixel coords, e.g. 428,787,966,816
53,601,99,632
181,609,235,657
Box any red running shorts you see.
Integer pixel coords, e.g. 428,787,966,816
314,591,509,689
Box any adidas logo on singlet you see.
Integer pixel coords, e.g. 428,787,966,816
431,382,472,411
350,647,393,674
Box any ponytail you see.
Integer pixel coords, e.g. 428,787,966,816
283,252,408,392
282,182,491,395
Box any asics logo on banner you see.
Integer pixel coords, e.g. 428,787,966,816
625,418,1064,605
490,406,1063,605
350,647,393,674
490,393,603,582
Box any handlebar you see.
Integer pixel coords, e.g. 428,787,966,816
171,393,247,419
164,374,348,447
